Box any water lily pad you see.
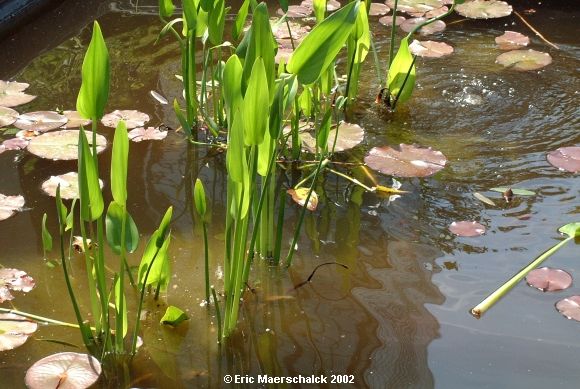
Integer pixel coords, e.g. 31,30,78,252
272,20,311,43
277,5,312,18
0,194,25,221
379,15,406,26
473,192,496,206
300,0,340,11
0,81,36,107
425,5,448,17
490,187,535,196
0,107,19,127
369,3,390,16
61,111,91,129
0,313,38,351
386,0,443,15
25,352,102,389
276,47,295,64
546,146,580,173
14,111,67,132
101,110,150,129
364,144,447,177
526,267,572,292
0,268,35,302
300,122,364,153
495,31,530,50
128,127,168,142
496,49,552,71
449,221,486,237
2,137,29,150
401,18,446,35
150,90,168,105
456,0,512,19
41,172,104,200
288,188,318,211
27,130,107,160
409,40,454,57
556,296,580,322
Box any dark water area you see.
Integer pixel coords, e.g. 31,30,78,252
0,1,579,388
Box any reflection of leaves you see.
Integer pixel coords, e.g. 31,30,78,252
143,314,187,380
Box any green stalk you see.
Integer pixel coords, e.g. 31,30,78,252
0,308,89,329
115,206,128,352
387,0,399,67
327,167,374,192
202,221,210,305
78,221,102,335
273,188,286,265
471,237,573,318
211,286,222,344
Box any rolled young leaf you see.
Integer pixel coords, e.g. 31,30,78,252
193,178,207,218
159,0,175,18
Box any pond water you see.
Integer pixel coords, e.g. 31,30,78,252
0,1,579,388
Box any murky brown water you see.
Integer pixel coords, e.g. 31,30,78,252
1,1,579,388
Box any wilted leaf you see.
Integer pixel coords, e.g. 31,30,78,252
288,188,318,211
495,31,530,50
369,3,390,16
0,313,37,351
556,296,580,322
0,81,36,107
160,306,189,326
72,236,96,253
41,172,103,200
0,194,25,221
546,146,580,173
473,192,496,206
150,90,168,105
0,106,19,127
61,111,92,129
456,0,512,19
489,187,535,196
449,221,486,237
409,40,454,58
364,144,447,177
401,17,446,35
0,268,35,302
14,111,67,132
378,15,406,26
27,130,107,160
2,137,28,150
128,127,168,142
526,267,572,292
101,110,149,129
496,49,552,71
25,352,101,389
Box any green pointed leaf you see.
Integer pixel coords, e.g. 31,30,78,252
78,128,104,221
159,0,175,18
111,121,128,205
114,276,128,338
279,0,289,13
233,0,250,41
387,37,416,105
65,199,76,231
106,202,139,254
173,99,191,137
226,109,246,183
138,232,172,290
193,178,207,217
490,187,536,196
160,305,189,326
182,0,197,32
559,223,580,238
313,0,326,22
269,78,286,139
55,186,67,228
76,21,110,120
287,1,360,85
243,57,269,146
351,2,370,64
241,2,276,89
41,213,53,252
208,0,226,45
222,55,243,126
257,129,274,177
156,206,173,248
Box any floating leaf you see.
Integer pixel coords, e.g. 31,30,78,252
0,81,36,107
41,173,103,200
473,192,496,206
27,130,107,160
0,313,37,351
105,202,139,254
489,187,536,196
369,3,390,16
2,137,28,150
15,129,38,140
0,268,35,302
409,40,453,57
0,107,19,127
25,352,102,389
456,0,512,19
546,146,580,173
379,15,406,26
101,110,149,129
61,111,92,129
556,296,580,322
160,306,189,326
301,0,341,11
364,144,447,177
277,5,312,18
272,21,310,43
425,5,448,18
150,90,168,105
288,188,318,211
127,127,168,142
495,31,530,50
0,194,25,221
14,111,67,132
300,122,364,153
559,223,580,239
496,49,552,71
400,17,446,35
386,0,443,15
526,267,572,292
449,221,486,237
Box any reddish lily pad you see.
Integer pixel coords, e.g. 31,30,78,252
14,111,67,132
546,146,580,173
2,137,29,150
276,47,294,64
277,5,312,18
456,0,512,19
128,127,168,142
369,3,391,16
0,268,35,302
0,81,36,108
0,194,25,221
364,144,447,177
379,15,406,26
401,18,446,35
61,111,91,129
386,0,443,15
25,352,102,389
300,0,340,11
0,313,38,351
409,40,454,58
526,267,572,292
41,172,104,200
27,130,107,161
272,20,310,42
449,221,486,237
0,107,19,127
101,110,150,129
425,5,448,17
496,49,552,71
495,31,530,50
288,188,318,211
556,296,580,322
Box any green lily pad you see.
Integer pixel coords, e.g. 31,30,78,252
489,187,535,196
559,223,580,238
0,107,19,127
456,0,512,19
25,352,102,389
0,313,38,351
27,130,107,161
496,49,552,71
0,81,36,108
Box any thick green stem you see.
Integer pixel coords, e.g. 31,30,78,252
203,221,210,304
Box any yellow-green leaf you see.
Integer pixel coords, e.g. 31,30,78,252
243,57,269,146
